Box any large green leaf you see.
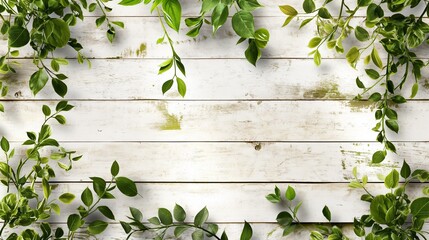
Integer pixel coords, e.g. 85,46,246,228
45,19,70,48
162,0,182,32
411,197,429,219
8,25,30,48
232,11,255,39
29,69,49,95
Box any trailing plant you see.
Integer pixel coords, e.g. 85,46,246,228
0,102,139,239
0,0,123,100
268,162,429,239
121,204,253,240
279,0,429,162
118,0,270,96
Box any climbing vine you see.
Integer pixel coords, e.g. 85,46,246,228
279,0,429,163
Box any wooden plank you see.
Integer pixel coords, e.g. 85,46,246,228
3,17,425,59
86,0,425,17
5,59,429,101
1,223,359,240
0,183,425,223
0,100,428,142
7,142,428,183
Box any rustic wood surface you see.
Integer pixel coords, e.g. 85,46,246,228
0,0,428,239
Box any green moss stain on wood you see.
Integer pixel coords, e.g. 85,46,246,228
122,43,147,57
157,102,182,130
345,100,376,112
303,81,345,99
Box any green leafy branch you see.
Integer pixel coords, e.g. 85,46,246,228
121,205,253,240
279,0,429,162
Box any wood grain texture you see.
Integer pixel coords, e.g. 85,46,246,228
4,59,429,101
1,100,428,142
2,17,426,59
6,142,428,183
0,183,426,223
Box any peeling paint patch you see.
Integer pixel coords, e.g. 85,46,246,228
303,81,345,99
157,102,182,130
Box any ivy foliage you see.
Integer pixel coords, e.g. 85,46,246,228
0,0,122,102
0,103,139,239
280,0,429,162
121,205,253,240
119,0,270,96
268,162,429,239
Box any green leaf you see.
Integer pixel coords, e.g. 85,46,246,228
45,19,71,48
90,177,106,197
371,48,383,69
245,41,261,66
276,211,293,226
400,160,411,178
59,193,75,204
237,0,262,11
173,204,186,222
1,137,9,152
162,0,182,32
192,230,204,240
385,119,399,133
391,95,406,104
87,220,108,235
365,69,380,79
368,92,381,102
8,25,30,48
120,221,132,234
346,47,360,68
158,208,173,225
254,28,269,49
81,187,93,207
177,77,186,97
211,4,228,33
111,161,120,176
67,214,83,231
130,207,143,221
98,206,115,220
372,150,386,163
162,80,174,94
29,69,49,95
265,193,281,203
240,221,253,240
410,83,419,98
42,105,51,116
285,186,296,201
303,0,316,13
174,226,189,237
116,176,138,197
318,7,331,19
322,205,331,221
355,26,370,41
279,5,298,16
384,169,399,189
118,0,143,5
308,37,322,48
313,50,321,66
201,0,220,13
232,11,255,39
356,77,365,88
194,207,209,227
52,78,68,97
411,197,429,219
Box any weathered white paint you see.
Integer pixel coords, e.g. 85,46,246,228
4,59,429,101
1,2,429,239
0,101,428,142
5,142,428,182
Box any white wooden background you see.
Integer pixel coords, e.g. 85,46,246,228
1,0,429,239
